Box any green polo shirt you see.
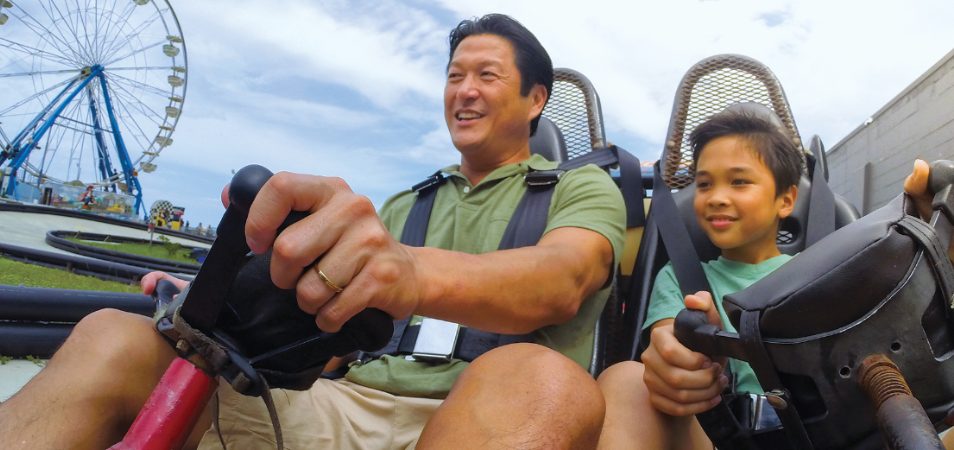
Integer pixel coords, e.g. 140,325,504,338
345,153,626,398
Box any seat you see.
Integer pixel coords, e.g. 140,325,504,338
539,68,646,375
529,116,569,163
628,54,860,359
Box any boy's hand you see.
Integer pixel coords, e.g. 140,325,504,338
903,159,932,221
641,291,730,417
903,159,954,261
141,271,190,296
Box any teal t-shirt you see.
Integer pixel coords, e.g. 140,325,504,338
345,154,626,398
642,254,792,394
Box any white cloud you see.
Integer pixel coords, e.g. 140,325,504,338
6,0,954,226
437,0,954,159
177,0,448,109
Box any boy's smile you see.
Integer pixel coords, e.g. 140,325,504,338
693,135,797,264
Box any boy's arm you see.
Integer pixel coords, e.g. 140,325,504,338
640,291,728,417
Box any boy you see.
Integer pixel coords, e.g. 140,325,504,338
596,106,947,449
597,107,801,449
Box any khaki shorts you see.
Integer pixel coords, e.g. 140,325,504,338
198,379,443,450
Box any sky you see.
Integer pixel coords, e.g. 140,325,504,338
6,0,954,228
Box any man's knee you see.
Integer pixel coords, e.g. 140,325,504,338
62,308,171,372
459,343,604,415
443,343,605,447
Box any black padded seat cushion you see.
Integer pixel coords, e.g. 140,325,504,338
723,195,917,339
529,116,569,163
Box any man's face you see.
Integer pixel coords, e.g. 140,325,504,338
692,135,796,264
444,34,545,158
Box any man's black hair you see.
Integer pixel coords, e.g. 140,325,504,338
448,14,553,136
690,107,803,196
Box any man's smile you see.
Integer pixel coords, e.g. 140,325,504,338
455,109,485,122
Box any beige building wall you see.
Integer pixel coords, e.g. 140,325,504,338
828,49,954,214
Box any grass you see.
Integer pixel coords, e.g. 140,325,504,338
66,237,197,264
0,256,140,293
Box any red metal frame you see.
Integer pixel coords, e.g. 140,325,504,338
109,357,216,450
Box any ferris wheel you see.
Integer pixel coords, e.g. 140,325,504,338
0,0,187,215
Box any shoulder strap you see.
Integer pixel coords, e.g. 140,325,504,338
400,171,445,247
562,146,646,229
498,169,562,249
650,161,711,296
804,154,836,247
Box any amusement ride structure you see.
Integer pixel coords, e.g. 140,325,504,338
0,0,187,216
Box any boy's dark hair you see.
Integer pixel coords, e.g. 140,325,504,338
448,14,553,136
690,106,803,195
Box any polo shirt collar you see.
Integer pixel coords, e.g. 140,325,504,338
440,154,556,188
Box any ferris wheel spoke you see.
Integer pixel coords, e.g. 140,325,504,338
103,83,155,148
101,39,165,69
100,11,164,65
107,71,171,98
46,1,90,64
96,0,137,62
0,38,76,68
0,69,81,79
111,83,163,130
9,6,85,66
41,1,91,64
0,76,76,116
107,66,175,72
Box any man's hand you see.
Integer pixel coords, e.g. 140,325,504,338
242,172,419,332
904,159,932,221
640,291,729,417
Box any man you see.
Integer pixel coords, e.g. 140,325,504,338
0,14,625,449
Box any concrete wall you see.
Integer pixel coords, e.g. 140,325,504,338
828,49,954,214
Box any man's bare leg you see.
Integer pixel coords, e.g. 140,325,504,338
596,361,711,450
0,308,207,449
417,343,605,450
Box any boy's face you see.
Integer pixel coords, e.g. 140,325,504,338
693,135,797,264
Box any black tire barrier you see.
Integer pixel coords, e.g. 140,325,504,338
0,201,214,244
0,241,154,283
46,230,201,275
0,285,153,322
0,322,72,358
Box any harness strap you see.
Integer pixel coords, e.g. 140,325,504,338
400,171,445,247
373,148,645,363
897,215,954,304
564,146,646,229
739,310,813,449
804,154,836,247
650,161,710,296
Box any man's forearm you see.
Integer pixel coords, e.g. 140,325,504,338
411,227,613,334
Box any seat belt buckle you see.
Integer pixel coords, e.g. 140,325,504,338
524,170,562,187
409,318,460,363
747,393,783,432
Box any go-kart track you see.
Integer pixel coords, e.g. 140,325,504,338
0,201,212,401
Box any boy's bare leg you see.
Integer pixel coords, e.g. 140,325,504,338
596,361,712,450
0,308,209,449
418,343,605,450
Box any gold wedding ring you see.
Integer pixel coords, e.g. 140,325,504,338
314,265,345,293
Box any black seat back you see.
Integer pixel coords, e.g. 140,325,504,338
529,116,569,163
539,68,645,375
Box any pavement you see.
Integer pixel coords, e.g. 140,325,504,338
0,208,210,402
